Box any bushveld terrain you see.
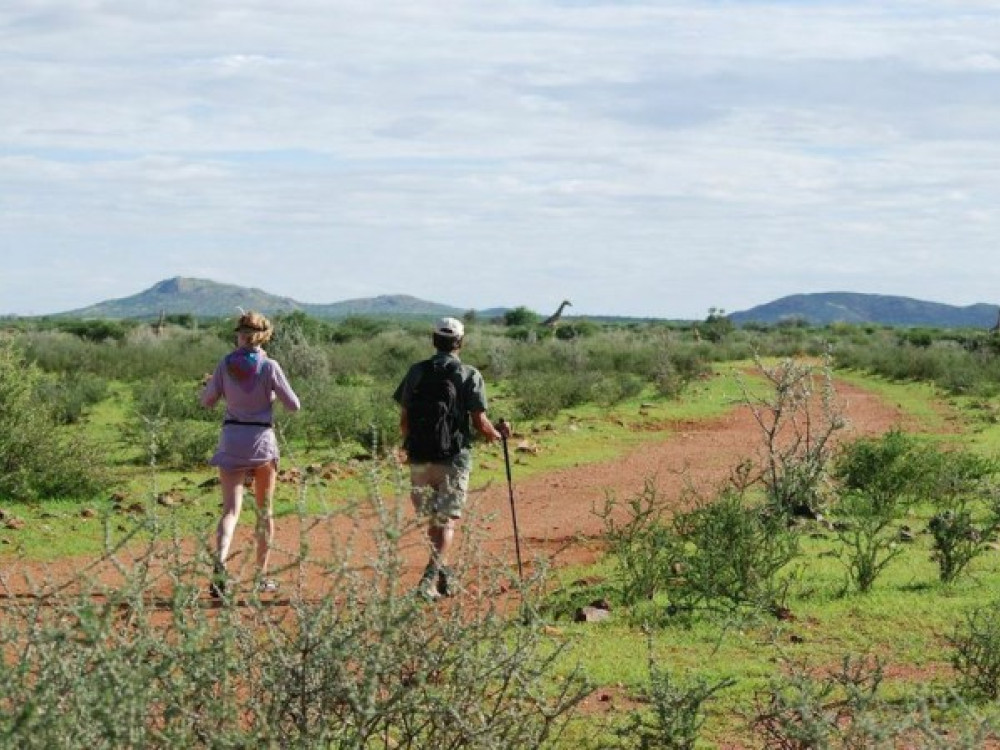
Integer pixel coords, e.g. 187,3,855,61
4,311,1000,747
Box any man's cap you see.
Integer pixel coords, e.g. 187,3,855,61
434,317,465,338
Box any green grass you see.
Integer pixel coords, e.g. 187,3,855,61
4,360,1000,745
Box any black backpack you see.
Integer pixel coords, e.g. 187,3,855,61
405,358,465,462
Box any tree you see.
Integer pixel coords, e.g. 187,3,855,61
503,306,541,327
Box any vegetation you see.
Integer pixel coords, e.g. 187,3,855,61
6,313,1000,746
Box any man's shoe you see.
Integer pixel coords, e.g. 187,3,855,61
437,566,459,598
417,563,440,602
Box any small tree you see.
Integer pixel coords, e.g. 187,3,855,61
923,448,1000,584
503,306,541,327
698,307,734,342
0,339,109,501
831,430,928,592
739,355,846,518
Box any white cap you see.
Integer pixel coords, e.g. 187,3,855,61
434,317,465,338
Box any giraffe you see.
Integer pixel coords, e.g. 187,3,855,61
153,309,166,337
541,300,572,328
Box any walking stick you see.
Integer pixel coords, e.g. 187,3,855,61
498,420,524,582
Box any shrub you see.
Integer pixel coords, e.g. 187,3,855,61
950,603,1000,701
752,655,890,748
289,378,398,455
598,480,799,620
665,486,800,617
503,306,541,327
0,340,110,502
831,430,929,593
597,480,679,607
130,375,214,423
923,449,1000,584
0,475,589,748
511,370,599,420
33,371,109,425
612,646,734,749
739,356,845,518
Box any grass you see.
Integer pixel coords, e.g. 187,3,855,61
0,364,744,560
4,360,1000,745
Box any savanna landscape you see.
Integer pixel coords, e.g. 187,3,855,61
4,309,1000,748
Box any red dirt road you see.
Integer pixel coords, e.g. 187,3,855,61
1,377,912,600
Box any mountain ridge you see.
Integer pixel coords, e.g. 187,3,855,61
44,278,1000,329
729,291,999,328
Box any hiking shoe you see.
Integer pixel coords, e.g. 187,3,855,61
208,576,230,600
209,561,230,600
417,563,441,602
256,578,279,594
437,566,459,598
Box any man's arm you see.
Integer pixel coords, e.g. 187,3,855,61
471,411,510,443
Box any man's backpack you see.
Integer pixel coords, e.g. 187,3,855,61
406,358,465,462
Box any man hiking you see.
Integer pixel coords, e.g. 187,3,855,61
393,317,510,601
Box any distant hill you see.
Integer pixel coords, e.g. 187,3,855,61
53,279,1000,329
730,292,1000,328
59,277,466,321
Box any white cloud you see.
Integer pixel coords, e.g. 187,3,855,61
2,1,1000,317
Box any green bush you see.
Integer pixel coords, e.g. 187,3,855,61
740,357,845,518
290,378,398,455
33,371,109,425
598,480,799,620
922,449,1000,584
0,487,589,748
665,487,800,616
0,340,110,502
831,430,929,592
950,603,1000,701
130,376,214,423
597,481,679,607
612,651,733,749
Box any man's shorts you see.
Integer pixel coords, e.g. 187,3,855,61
409,450,472,526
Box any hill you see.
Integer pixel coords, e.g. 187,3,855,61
60,277,465,321
730,292,1000,328
54,279,1000,329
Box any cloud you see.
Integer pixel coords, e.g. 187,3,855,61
2,1,1000,317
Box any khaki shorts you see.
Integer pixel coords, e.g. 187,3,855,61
409,450,472,526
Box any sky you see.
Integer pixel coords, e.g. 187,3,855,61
3,1,1000,319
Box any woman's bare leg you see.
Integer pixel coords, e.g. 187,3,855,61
216,468,246,567
252,461,278,575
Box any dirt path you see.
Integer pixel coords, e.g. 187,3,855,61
1,377,912,599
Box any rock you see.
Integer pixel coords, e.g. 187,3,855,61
5,518,26,531
80,508,97,518
575,606,612,624
772,605,795,621
156,492,182,507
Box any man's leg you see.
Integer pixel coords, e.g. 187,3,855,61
429,454,470,598
428,520,456,567
410,463,447,600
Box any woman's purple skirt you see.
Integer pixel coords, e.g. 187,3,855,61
209,424,280,470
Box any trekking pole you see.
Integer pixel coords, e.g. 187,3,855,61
498,420,524,582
